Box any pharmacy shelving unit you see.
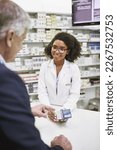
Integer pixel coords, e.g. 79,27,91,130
8,12,100,104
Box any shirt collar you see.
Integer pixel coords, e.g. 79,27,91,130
48,59,69,68
0,54,6,65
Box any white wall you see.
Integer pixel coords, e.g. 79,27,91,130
12,0,72,14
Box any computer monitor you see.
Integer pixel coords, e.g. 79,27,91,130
72,0,100,26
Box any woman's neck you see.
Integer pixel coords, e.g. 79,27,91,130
54,60,64,66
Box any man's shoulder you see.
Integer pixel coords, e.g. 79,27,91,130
0,64,22,82
0,64,11,75
0,64,28,98
0,64,16,75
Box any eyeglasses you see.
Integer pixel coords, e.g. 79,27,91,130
52,45,68,54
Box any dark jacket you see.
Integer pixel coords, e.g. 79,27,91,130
0,64,63,150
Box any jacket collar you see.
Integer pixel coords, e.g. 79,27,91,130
0,54,6,65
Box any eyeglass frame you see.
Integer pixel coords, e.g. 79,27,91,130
51,45,68,54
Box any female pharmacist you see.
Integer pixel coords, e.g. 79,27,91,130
38,32,81,122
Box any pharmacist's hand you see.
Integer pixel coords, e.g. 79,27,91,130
48,110,68,123
51,135,72,150
31,104,55,118
48,110,58,122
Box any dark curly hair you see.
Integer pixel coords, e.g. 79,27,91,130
44,32,81,62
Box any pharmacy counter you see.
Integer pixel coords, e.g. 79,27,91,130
35,109,100,150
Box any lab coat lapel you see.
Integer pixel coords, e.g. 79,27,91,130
58,60,70,81
48,59,70,81
48,59,56,78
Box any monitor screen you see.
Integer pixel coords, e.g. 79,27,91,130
72,0,100,26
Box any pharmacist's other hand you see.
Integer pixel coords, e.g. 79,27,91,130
48,110,68,123
31,104,55,118
51,135,72,150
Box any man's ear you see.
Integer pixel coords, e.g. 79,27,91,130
6,30,15,47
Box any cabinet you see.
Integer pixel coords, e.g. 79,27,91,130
7,12,100,106
76,30,100,110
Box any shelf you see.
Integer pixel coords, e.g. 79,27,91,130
81,51,100,55
30,26,71,29
81,84,100,89
78,63,100,67
81,74,100,78
13,12,100,102
23,41,49,43
16,54,45,58
29,26,99,30
16,68,40,73
25,80,38,84
29,93,38,96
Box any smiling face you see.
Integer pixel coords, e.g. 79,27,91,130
51,40,68,63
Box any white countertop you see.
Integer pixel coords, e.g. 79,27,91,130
35,109,100,150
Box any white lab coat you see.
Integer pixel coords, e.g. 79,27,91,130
38,59,81,110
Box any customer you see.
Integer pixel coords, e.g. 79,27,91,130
0,0,72,150
38,32,81,122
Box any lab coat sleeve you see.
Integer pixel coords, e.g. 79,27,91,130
38,62,50,105
63,64,81,111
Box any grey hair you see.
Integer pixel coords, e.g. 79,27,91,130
0,0,30,39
